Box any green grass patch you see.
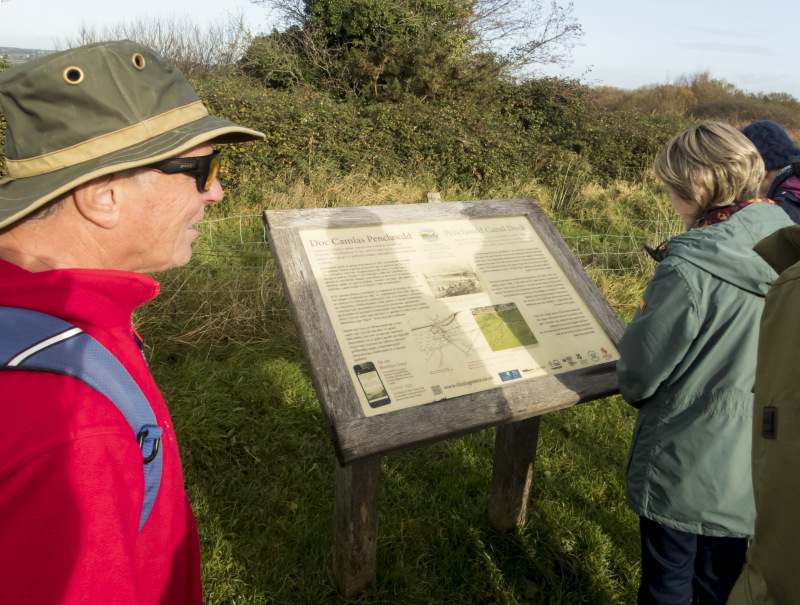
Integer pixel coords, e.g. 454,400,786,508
146,337,639,604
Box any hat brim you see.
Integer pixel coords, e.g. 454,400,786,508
0,114,264,229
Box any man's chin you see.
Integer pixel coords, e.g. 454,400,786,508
145,249,194,274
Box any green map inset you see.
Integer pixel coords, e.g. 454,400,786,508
472,303,538,352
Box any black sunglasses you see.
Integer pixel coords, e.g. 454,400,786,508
144,150,221,192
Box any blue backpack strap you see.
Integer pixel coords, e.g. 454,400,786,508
0,306,162,532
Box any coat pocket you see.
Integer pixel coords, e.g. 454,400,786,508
626,410,647,477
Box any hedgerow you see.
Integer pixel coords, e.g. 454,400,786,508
189,70,675,194
2,64,798,194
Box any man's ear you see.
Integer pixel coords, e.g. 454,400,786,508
72,174,122,229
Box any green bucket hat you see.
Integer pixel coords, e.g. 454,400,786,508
0,40,265,229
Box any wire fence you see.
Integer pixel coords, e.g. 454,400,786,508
145,214,683,343
157,214,683,293
157,215,270,296
552,217,683,273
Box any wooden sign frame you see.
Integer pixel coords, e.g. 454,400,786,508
264,199,624,466
264,198,625,597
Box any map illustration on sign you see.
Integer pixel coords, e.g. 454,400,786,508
409,310,481,368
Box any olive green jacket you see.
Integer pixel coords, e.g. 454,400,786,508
728,224,800,605
617,203,793,538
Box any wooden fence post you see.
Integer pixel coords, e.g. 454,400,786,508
488,415,541,531
332,454,383,598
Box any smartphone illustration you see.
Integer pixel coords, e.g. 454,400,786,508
353,362,391,408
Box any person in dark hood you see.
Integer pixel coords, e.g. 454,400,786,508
741,120,800,223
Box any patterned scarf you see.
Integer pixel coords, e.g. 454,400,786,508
695,198,775,228
644,198,777,263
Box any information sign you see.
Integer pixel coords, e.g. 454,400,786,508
264,199,624,464
299,216,619,417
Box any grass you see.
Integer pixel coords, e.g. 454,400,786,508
135,168,676,603
147,341,640,604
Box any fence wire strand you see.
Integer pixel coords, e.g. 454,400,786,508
144,215,682,343
156,215,684,296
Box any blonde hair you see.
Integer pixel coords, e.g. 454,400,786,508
654,121,765,219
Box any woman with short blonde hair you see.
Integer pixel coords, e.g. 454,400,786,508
654,121,765,226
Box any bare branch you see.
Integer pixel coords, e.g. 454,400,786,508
57,12,253,75
250,0,307,29
469,0,583,75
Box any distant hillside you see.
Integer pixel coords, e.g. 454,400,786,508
0,47,54,63
585,71,800,139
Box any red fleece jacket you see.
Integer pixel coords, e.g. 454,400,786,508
0,260,202,604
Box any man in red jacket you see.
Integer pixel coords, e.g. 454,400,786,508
0,41,263,603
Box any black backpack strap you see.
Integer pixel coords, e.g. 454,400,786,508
0,306,162,531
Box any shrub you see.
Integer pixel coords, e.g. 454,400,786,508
685,71,740,105
577,110,695,182
191,70,601,192
251,0,584,99
620,85,697,117
239,29,318,89
693,95,800,130
0,65,693,193
586,72,800,135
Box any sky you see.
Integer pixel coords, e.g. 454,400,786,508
535,0,798,99
0,0,797,100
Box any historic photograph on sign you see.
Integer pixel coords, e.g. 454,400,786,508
419,261,486,299
300,216,620,416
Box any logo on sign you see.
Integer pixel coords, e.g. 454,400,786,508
498,369,522,382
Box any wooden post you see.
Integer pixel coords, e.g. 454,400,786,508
332,454,382,598
488,415,541,531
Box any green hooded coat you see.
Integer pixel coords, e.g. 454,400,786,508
617,202,793,538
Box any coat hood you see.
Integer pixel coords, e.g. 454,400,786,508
754,223,800,275
661,203,792,296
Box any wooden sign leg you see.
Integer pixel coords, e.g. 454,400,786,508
332,454,382,598
488,415,541,532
